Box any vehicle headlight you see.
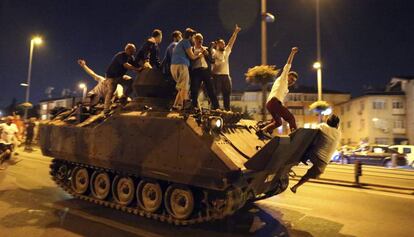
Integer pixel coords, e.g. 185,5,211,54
210,117,223,131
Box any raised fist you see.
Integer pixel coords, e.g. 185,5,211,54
77,59,86,67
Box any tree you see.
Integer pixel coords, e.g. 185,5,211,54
245,65,279,120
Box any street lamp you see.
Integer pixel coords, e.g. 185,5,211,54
313,61,322,101
260,0,276,120
24,36,43,120
79,83,87,101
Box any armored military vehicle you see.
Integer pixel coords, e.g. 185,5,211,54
39,69,319,225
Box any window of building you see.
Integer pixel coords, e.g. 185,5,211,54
288,94,302,102
231,95,242,101
288,107,304,116
373,100,386,110
392,100,404,109
41,104,47,110
244,93,256,101
393,120,405,129
375,137,389,144
360,101,365,111
303,94,317,102
360,119,365,130
347,121,352,128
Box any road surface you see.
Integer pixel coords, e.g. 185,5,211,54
0,148,413,237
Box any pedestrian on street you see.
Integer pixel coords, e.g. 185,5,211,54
24,117,36,152
0,116,20,167
290,114,342,193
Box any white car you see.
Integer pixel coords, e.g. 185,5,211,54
389,145,414,168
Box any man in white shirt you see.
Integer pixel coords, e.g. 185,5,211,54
78,59,130,106
211,24,241,111
290,114,342,193
0,117,19,165
259,47,299,137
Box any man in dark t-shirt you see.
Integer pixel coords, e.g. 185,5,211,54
136,29,162,69
104,43,141,114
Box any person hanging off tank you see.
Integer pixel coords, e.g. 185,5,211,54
290,114,342,193
256,47,299,138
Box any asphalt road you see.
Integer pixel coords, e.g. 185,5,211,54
0,148,413,237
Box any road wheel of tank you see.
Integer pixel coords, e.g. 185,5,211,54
90,171,111,200
56,164,69,181
136,180,163,213
112,176,135,206
71,167,89,194
164,185,194,220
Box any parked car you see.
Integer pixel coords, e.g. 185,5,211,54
389,145,414,168
331,145,355,163
342,145,407,167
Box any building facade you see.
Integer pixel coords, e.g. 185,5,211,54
334,92,408,146
39,96,81,120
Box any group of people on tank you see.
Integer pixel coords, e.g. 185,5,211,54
78,25,241,115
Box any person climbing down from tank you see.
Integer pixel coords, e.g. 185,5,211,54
290,114,342,193
256,47,299,138
77,59,130,107
190,33,219,110
104,43,142,114
136,29,163,69
170,28,204,111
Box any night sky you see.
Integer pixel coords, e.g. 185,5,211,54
1,0,413,107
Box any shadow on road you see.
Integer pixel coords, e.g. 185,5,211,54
0,186,355,237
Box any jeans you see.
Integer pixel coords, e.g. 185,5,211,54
266,97,297,132
212,74,232,110
190,68,219,109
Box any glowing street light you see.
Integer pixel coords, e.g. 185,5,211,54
79,83,87,101
313,61,322,70
24,35,43,119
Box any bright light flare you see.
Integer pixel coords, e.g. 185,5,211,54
313,61,322,69
32,36,43,45
20,83,29,87
78,83,86,89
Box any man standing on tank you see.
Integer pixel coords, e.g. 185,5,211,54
161,30,182,77
190,33,219,110
136,29,163,69
211,24,241,111
104,43,141,114
170,28,203,111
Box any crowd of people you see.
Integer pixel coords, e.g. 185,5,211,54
0,115,39,169
78,25,242,114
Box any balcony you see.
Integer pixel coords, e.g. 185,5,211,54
393,128,406,134
392,108,405,115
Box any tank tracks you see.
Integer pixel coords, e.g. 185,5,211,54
50,158,234,225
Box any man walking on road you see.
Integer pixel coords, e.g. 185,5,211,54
290,114,342,193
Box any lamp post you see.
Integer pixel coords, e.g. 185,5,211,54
24,36,43,120
314,0,323,101
79,83,87,101
260,0,275,120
